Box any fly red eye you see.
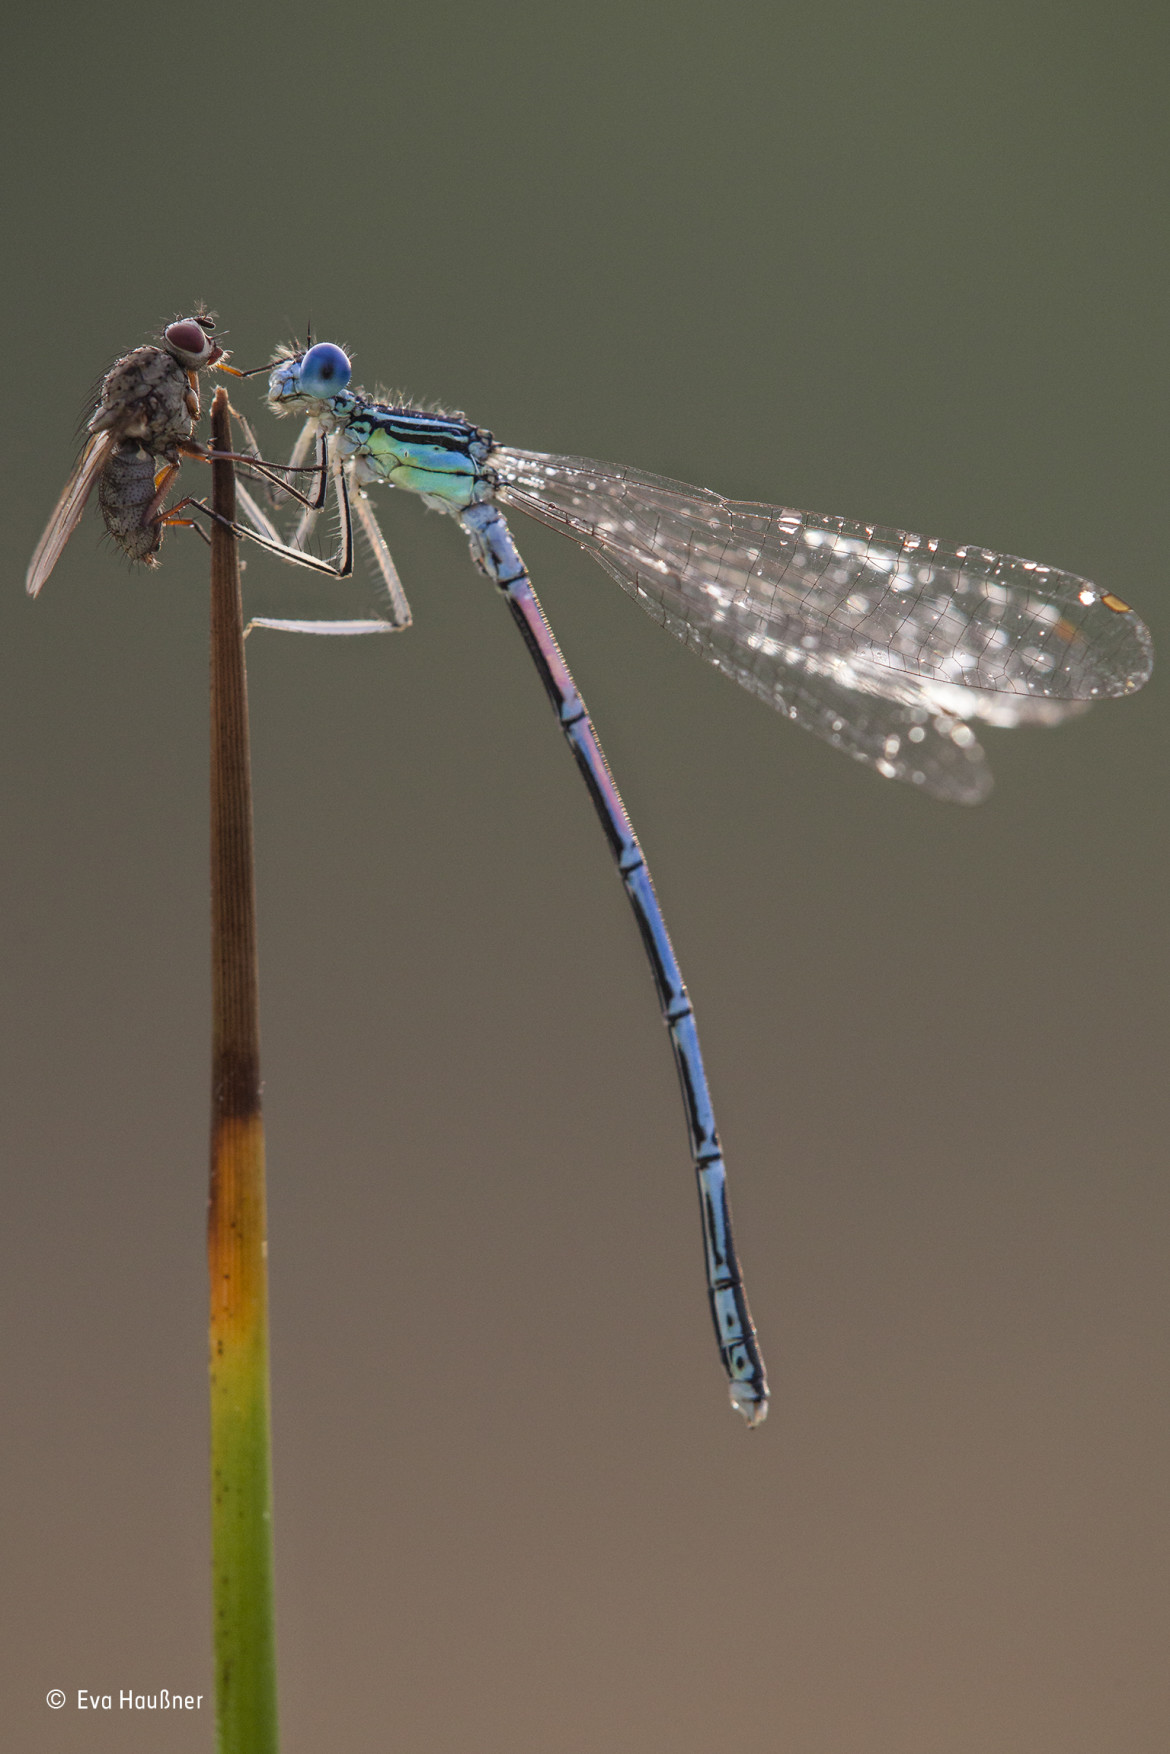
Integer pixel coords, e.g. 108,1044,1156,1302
164,320,213,363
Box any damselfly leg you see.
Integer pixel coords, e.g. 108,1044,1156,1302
225,412,412,630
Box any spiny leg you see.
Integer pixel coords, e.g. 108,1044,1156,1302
202,413,409,635
224,406,329,514
350,480,412,629
169,491,386,633
184,492,352,579
141,430,325,558
184,446,356,582
234,475,284,546
285,414,319,475
233,438,411,631
289,427,331,551
227,415,324,544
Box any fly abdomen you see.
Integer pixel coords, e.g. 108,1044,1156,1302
98,443,164,565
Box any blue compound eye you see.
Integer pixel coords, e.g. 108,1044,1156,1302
299,342,351,399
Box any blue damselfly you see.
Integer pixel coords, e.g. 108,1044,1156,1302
227,341,1153,1425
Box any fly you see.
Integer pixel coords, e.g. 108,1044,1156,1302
26,316,322,595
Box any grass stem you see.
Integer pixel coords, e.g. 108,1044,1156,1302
207,386,279,1754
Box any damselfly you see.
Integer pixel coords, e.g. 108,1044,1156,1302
232,341,1153,1424
26,317,323,596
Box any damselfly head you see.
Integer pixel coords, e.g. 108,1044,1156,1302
268,342,351,413
163,318,224,369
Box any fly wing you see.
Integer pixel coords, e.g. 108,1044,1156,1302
495,451,1153,715
26,430,116,596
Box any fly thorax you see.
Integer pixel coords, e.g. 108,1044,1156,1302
90,348,191,447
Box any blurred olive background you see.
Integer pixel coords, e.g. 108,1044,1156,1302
2,4,1167,1750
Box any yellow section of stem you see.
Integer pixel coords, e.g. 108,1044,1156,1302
210,1115,271,1333
209,1113,270,1344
